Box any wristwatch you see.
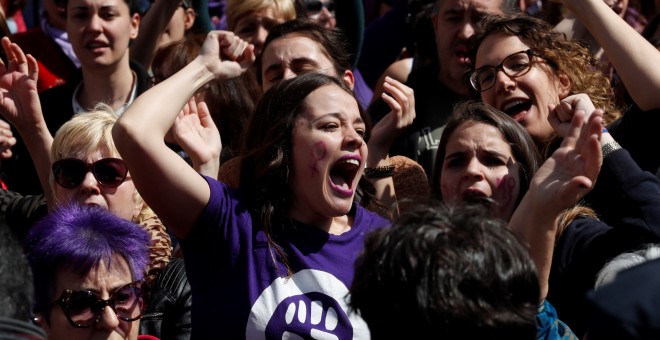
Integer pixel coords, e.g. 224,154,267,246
601,140,621,158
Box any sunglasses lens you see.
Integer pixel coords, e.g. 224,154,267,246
52,159,87,189
326,2,334,11
65,291,98,327
94,159,128,188
306,0,323,11
114,285,143,321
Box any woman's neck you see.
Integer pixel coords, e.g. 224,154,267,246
288,211,353,235
78,59,135,111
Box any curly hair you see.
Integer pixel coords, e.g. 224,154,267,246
468,13,621,126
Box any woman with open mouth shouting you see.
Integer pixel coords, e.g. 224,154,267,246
113,31,405,339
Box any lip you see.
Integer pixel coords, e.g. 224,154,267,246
454,45,470,66
85,40,110,52
499,97,531,123
461,187,487,200
83,200,104,209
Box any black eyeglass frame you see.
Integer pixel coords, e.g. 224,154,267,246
47,280,144,328
51,158,129,189
468,49,545,92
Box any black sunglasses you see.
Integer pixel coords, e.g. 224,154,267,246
48,281,144,328
306,0,334,12
52,158,129,189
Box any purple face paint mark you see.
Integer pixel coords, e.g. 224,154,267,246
496,176,517,215
310,142,327,176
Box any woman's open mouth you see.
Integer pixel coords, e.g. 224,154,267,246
328,156,361,197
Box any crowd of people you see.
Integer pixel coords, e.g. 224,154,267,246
0,0,659,339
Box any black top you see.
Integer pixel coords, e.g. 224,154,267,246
367,62,466,180
547,147,660,337
140,258,192,340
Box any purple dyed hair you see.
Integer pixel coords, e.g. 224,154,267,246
24,204,150,316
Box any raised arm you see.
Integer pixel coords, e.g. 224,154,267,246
130,0,189,71
509,107,603,300
0,37,54,207
113,31,254,240
366,77,415,217
560,0,660,110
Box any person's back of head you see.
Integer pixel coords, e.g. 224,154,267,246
350,201,539,339
0,220,34,321
0,221,47,340
595,244,660,289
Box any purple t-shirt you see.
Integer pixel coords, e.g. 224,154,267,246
180,176,389,339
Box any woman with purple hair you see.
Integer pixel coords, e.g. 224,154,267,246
24,203,151,340
0,38,192,339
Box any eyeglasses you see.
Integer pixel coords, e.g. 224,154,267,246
52,158,129,189
468,49,542,92
306,0,334,12
48,281,144,328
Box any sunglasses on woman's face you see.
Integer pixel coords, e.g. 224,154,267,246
52,158,129,189
48,280,144,328
306,0,334,12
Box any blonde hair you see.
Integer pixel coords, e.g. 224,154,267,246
50,103,148,221
226,0,296,31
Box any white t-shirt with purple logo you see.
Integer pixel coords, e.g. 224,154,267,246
180,176,390,339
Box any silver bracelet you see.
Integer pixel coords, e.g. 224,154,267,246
602,140,621,158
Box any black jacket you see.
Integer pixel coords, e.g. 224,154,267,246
140,258,192,340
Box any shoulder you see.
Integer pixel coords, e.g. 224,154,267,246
354,204,390,232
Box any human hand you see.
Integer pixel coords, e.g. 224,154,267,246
0,119,16,158
0,37,43,132
548,93,599,138
172,96,221,176
198,30,255,81
368,77,415,161
533,108,603,212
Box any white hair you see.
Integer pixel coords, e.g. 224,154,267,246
595,244,660,289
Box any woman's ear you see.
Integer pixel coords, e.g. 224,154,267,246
557,72,571,98
184,8,196,30
130,13,140,39
342,70,355,90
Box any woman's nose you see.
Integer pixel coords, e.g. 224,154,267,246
464,159,485,180
79,171,101,195
95,304,120,331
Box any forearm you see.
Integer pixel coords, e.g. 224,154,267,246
15,120,53,207
508,189,558,301
130,0,181,70
564,0,660,110
116,58,213,142
365,145,397,218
